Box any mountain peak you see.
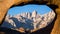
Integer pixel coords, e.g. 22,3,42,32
33,10,37,14
32,10,37,17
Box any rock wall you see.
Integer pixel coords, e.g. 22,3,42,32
0,0,60,34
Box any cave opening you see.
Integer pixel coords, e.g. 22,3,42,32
0,1,58,34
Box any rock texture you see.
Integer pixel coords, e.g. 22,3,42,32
1,10,55,33
0,0,60,34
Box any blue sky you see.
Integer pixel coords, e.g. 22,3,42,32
8,4,52,16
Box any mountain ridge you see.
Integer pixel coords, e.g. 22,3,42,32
1,10,55,33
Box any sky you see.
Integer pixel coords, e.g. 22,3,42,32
8,4,52,16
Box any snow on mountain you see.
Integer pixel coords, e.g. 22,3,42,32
1,10,55,32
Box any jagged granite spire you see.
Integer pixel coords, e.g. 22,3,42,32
32,10,37,17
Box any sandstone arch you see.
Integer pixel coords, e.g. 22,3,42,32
0,0,60,34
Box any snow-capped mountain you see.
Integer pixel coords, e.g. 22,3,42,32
1,10,55,32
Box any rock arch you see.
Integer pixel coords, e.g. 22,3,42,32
0,0,60,34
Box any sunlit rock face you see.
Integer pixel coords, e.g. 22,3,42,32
1,10,55,33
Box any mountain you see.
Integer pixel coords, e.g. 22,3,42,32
32,10,37,18
1,10,55,33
